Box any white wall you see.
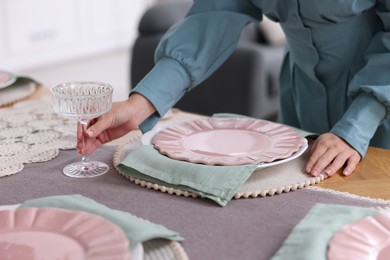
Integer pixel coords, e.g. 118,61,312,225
0,0,154,102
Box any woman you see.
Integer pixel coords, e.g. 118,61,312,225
79,0,390,178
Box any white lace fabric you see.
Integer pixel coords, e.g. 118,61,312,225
0,97,76,177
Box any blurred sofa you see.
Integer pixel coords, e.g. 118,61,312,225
130,1,285,120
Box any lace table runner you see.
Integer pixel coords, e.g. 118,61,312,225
0,96,76,177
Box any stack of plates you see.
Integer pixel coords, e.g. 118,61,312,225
145,117,308,168
115,117,321,200
0,71,37,107
0,206,143,260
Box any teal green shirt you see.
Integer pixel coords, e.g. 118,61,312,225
132,0,390,158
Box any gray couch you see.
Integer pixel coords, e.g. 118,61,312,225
131,1,284,120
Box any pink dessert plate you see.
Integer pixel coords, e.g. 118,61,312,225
0,207,131,260
151,117,304,166
328,211,390,260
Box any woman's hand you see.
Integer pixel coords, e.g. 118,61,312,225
305,133,361,177
77,93,156,155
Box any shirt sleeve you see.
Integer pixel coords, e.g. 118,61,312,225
331,0,390,157
131,0,261,133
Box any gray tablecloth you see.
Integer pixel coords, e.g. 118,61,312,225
0,146,388,260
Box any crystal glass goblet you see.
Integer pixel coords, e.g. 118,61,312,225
51,81,113,178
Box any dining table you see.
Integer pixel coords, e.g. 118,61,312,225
1,85,390,260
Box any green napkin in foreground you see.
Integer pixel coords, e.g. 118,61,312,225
271,203,379,260
20,194,183,249
118,145,258,206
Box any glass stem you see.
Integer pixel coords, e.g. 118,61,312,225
80,119,90,164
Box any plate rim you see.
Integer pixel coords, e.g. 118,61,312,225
328,212,390,260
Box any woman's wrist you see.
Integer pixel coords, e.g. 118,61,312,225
126,93,157,128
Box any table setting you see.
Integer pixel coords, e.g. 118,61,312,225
0,194,185,260
1,75,390,259
272,203,390,260
114,116,324,206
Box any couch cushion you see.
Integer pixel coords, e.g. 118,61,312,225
139,1,191,34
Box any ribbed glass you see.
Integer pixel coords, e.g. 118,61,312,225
51,82,113,121
50,81,113,178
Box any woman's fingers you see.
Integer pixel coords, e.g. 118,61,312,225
306,147,336,177
342,154,361,176
305,133,361,177
76,94,157,156
85,113,114,139
305,139,327,175
322,152,351,177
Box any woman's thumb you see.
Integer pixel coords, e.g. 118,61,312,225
86,117,110,138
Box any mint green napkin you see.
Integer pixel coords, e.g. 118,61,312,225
118,145,258,206
20,194,183,250
271,203,380,260
16,75,41,86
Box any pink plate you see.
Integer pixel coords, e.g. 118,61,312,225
328,212,390,260
152,117,303,166
0,207,130,260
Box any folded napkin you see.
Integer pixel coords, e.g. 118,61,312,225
20,194,183,249
15,75,41,85
118,145,258,206
0,75,42,108
1,73,41,89
271,203,380,260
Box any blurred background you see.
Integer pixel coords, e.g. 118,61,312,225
0,0,177,102
0,0,285,120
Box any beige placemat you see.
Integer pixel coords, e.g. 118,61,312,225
143,240,187,260
113,137,326,200
234,146,325,198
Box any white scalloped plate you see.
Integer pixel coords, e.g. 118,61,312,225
328,212,390,260
151,118,305,166
0,207,131,260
